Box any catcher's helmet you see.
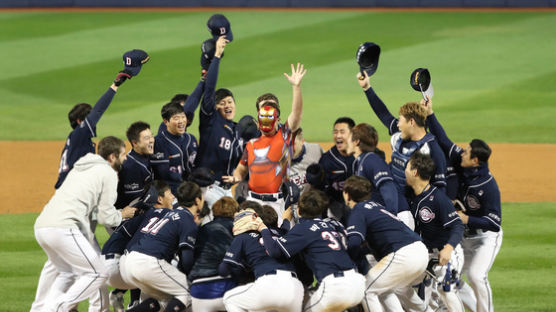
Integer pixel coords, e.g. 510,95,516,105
356,42,381,77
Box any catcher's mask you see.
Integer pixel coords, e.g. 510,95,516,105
258,105,279,133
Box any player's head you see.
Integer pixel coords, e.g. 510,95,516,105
397,102,427,140
343,175,372,207
161,102,186,136
256,93,279,111
171,93,194,128
254,205,279,228
126,121,154,155
293,128,305,156
258,102,281,136
405,152,436,186
215,88,236,121
333,117,355,155
150,180,174,209
298,188,329,219
68,103,92,129
239,200,262,211
462,139,491,168
212,196,239,218
177,181,204,222
97,136,126,172
348,123,378,156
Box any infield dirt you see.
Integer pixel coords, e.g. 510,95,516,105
1,141,554,214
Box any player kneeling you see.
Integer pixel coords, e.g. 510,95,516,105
219,202,304,312
259,189,366,312
343,175,430,312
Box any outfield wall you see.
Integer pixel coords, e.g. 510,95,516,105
1,0,555,8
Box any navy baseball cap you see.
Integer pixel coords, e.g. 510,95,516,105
356,42,381,77
133,184,159,210
207,14,234,42
122,49,150,76
200,38,221,71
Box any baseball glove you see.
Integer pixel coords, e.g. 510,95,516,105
233,209,261,235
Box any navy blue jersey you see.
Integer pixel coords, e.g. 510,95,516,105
125,208,170,251
115,150,154,209
223,228,296,279
262,218,356,282
55,88,116,189
319,146,356,202
363,87,446,193
426,114,502,233
130,207,198,262
409,186,464,250
101,208,165,255
346,200,421,260
192,58,244,182
354,152,399,213
151,129,197,194
445,159,459,200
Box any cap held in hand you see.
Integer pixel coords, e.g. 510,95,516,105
207,14,233,42
356,42,381,77
410,68,434,100
122,49,150,77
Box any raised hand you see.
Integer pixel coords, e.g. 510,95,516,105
420,96,433,116
215,35,229,58
356,71,370,90
284,63,307,87
114,70,132,87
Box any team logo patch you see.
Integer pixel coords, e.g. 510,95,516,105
466,195,481,210
419,207,435,223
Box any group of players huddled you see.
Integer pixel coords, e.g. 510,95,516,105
32,13,503,312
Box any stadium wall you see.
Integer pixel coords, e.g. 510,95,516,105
1,0,555,8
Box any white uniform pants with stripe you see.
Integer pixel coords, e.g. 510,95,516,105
459,229,503,312
223,270,304,312
362,241,429,312
120,251,191,307
304,269,366,312
35,227,109,312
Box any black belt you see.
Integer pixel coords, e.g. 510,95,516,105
265,270,297,278
104,253,117,260
249,191,283,202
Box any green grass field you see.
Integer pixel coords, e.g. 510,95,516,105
0,10,555,143
1,203,555,311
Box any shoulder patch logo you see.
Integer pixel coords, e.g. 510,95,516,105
419,207,435,223
466,195,481,210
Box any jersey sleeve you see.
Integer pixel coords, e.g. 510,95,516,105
427,141,447,189
346,207,367,243
467,182,502,232
151,138,182,183
427,114,464,165
262,225,309,259
436,193,464,248
86,87,116,131
364,87,399,135
201,57,221,117
184,79,206,115
221,236,247,270
187,134,198,170
178,217,198,250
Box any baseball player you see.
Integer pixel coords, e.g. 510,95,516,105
186,36,245,208
219,204,304,312
188,196,239,311
114,121,155,209
223,63,307,222
356,72,447,228
34,136,137,312
54,49,148,190
120,181,203,312
346,123,399,215
422,98,502,312
104,180,174,311
259,188,366,311
151,102,198,195
342,175,429,312
405,152,465,311
288,127,324,193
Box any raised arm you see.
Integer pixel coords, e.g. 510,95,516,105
421,98,459,158
183,80,205,116
200,36,228,116
285,63,307,132
357,71,399,135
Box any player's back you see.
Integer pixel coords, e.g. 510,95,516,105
55,123,96,189
347,200,421,260
283,218,356,282
131,207,198,262
124,208,169,252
